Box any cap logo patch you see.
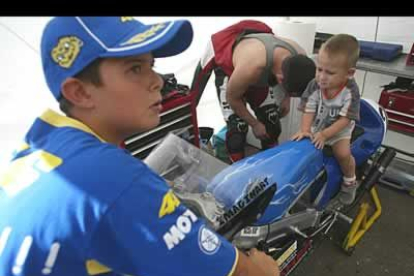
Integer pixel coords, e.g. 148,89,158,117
51,36,83,68
122,24,166,45
121,17,134,22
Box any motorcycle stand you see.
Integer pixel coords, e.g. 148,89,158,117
329,147,396,255
321,186,383,257
275,185,385,274
342,186,382,254
252,184,386,275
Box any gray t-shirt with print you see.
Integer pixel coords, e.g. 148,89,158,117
298,78,360,133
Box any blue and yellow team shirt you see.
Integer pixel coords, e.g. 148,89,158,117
0,109,238,276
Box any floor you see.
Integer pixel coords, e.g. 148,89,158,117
290,184,414,276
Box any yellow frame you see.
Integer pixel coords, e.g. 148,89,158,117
343,187,381,252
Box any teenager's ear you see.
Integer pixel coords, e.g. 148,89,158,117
61,78,94,108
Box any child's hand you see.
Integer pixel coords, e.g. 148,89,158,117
291,131,313,141
312,132,326,149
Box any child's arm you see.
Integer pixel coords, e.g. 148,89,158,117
301,112,315,133
312,116,350,149
291,79,318,141
292,112,315,141
320,116,351,139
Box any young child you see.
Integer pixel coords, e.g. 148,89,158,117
292,34,360,205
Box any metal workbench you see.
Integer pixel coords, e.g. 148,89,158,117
356,54,414,79
356,54,414,193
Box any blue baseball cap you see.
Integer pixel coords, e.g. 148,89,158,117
41,16,193,100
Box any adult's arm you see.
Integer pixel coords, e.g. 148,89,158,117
226,58,263,128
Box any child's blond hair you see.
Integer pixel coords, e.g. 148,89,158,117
321,34,360,68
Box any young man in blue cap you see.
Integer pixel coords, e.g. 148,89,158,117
0,17,279,276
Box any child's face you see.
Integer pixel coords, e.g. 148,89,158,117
316,49,354,92
87,53,164,141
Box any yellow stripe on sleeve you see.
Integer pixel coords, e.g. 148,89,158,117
85,260,112,275
85,260,138,276
227,247,239,276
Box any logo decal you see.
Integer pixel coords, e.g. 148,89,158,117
121,17,134,22
216,177,273,226
240,226,261,237
198,226,220,255
51,36,83,68
122,24,166,45
163,209,198,250
159,190,180,218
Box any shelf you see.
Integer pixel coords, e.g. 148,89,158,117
356,54,414,79
312,53,414,79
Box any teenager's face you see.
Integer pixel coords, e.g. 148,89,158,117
90,53,163,141
316,49,351,92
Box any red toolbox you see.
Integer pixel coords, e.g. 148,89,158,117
379,89,414,134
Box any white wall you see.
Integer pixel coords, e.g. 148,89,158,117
1,16,413,169
0,17,57,170
291,17,414,160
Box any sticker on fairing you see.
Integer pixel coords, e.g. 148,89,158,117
198,226,221,255
240,226,261,237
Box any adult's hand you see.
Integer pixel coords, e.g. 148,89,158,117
247,248,280,276
252,121,269,140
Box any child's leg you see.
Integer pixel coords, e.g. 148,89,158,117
332,139,355,178
332,139,357,204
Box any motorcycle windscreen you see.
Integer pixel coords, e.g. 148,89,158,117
144,133,231,229
144,133,278,238
144,133,229,193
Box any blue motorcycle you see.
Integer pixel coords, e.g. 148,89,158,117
145,98,396,275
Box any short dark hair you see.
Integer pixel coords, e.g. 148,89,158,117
58,58,103,115
282,54,316,97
